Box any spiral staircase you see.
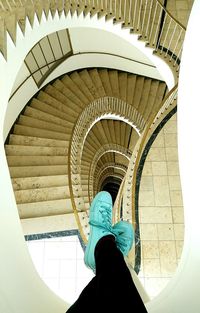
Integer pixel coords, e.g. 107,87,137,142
5,68,166,235
1,1,199,313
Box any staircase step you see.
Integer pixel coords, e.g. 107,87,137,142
18,115,69,134
118,72,128,102
12,175,68,191
98,69,113,96
44,85,82,114
8,135,68,147
127,74,137,104
9,165,68,178
18,198,73,219
128,130,139,151
5,145,68,156
53,79,85,109
7,156,67,167
79,69,100,99
35,93,77,121
143,80,159,121
13,124,70,141
24,106,73,129
15,186,70,204
89,69,106,97
70,71,94,102
61,74,89,105
132,76,145,110
109,70,120,98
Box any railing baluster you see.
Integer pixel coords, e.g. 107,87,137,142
161,17,171,54
165,21,177,57
141,0,148,35
148,1,158,44
170,28,183,61
153,4,162,46
144,0,152,38
156,10,166,50
136,0,143,31
132,0,138,30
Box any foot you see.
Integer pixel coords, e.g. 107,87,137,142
113,221,134,256
84,191,114,272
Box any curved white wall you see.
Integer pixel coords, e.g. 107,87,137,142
146,1,200,312
0,6,195,313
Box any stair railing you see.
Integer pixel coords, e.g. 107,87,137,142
0,1,185,77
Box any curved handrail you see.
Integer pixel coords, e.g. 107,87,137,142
68,96,141,243
0,0,186,77
88,143,132,203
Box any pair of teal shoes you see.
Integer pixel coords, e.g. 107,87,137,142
84,191,134,272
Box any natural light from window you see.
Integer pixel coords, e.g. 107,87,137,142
26,235,94,304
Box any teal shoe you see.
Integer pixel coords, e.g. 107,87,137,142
113,221,134,256
84,191,114,272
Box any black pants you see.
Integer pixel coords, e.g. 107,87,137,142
66,235,148,313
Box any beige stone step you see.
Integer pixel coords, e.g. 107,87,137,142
124,123,132,148
9,165,68,178
118,72,128,102
137,79,152,115
100,120,112,143
98,69,113,96
142,80,160,121
18,198,73,219
44,85,82,114
35,93,77,121
152,83,167,114
13,124,70,141
61,74,89,105
53,79,85,109
89,69,106,97
70,71,94,102
82,140,97,155
7,156,67,167
127,74,137,104
5,145,68,156
128,129,139,151
108,120,117,143
24,106,73,129
79,69,100,99
114,121,121,146
95,121,108,143
132,76,145,110
8,135,68,148
30,98,76,123
18,115,69,134
86,123,104,149
15,186,70,204
109,70,120,98
12,175,68,191
120,121,126,146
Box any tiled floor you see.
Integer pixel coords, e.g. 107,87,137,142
26,235,94,304
138,113,185,299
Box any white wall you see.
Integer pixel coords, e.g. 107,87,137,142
146,1,200,312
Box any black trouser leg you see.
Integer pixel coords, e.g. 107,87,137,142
67,235,147,312
94,235,148,312
66,276,97,313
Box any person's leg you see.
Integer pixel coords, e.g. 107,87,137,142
94,234,148,312
66,276,97,313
